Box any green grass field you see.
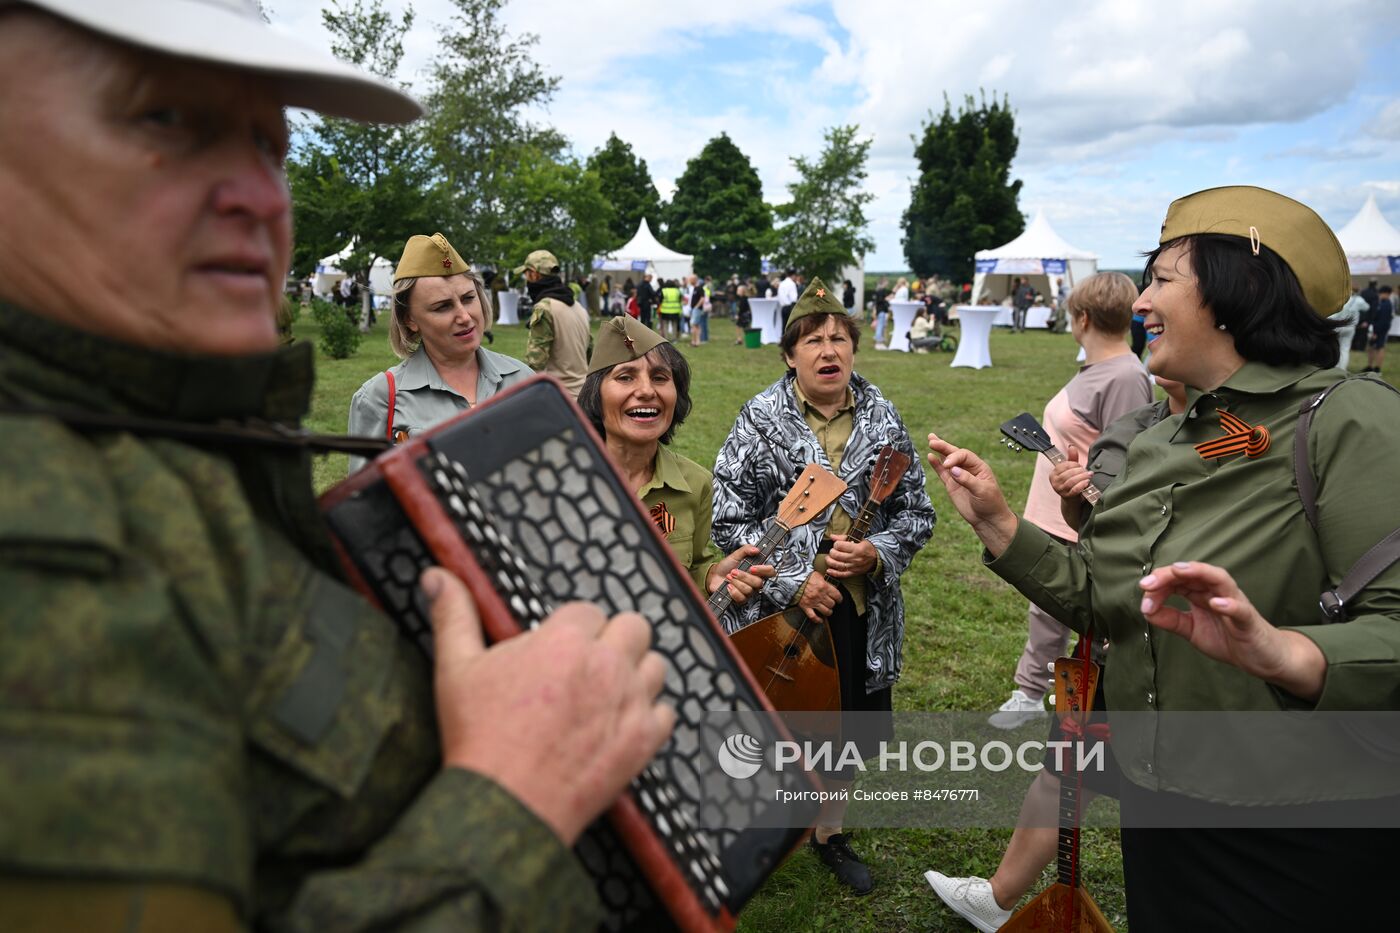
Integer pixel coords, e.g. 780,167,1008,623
295,312,1389,932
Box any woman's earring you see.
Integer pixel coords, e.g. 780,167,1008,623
1217,324,1227,331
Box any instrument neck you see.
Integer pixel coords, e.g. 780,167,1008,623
707,520,788,615
1055,772,1083,888
1045,444,1102,505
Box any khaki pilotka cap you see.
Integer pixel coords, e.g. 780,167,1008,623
1160,186,1351,317
588,316,667,373
394,233,468,282
513,250,560,276
783,276,847,332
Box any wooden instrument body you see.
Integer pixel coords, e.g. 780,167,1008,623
1002,884,1114,933
730,607,842,712
319,376,821,932
732,447,911,713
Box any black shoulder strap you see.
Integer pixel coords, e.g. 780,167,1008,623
1295,376,1400,621
0,401,392,457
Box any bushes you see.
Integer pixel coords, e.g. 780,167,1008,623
310,297,362,359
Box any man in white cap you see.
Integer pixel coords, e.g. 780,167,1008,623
0,2,671,929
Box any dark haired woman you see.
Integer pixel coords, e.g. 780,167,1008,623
712,277,935,894
927,187,1399,930
348,233,528,473
580,316,774,602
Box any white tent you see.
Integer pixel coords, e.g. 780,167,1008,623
593,218,693,283
971,211,1098,305
314,241,395,301
1336,194,1400,287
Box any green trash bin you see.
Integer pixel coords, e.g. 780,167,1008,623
744,327,763,349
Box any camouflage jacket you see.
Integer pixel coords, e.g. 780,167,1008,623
0,303,601,931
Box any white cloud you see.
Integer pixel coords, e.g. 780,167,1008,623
271,0,1400,268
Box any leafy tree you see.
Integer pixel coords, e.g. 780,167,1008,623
586,133,664,248
422,0,566,260
664,133,773,279
773,125,875,282
902,92,1023,282
287,0,432,286
491,147,612,272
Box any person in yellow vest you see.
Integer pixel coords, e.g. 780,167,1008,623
657,278,684,341
518,249,592,397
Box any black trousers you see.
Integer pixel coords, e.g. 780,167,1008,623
1118,781,1396,931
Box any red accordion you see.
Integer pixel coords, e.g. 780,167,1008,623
320,376,817,931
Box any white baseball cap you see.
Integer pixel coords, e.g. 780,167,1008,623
5,0,422,124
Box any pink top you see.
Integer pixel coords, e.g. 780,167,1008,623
1022,352,1153,541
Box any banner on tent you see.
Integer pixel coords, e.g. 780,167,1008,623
1042,259,1066,275
1348,255,1400,275
976,258,1044,275
632,260,648,271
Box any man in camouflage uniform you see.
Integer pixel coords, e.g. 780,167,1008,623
0,2,673,930
518,248,593,398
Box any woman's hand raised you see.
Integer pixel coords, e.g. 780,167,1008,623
926,432,1019,557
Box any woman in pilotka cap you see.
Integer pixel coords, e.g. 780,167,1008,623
346,232,529,472
927,187,1400,930
578,315,775,603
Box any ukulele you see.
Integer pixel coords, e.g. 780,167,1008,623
999,413,1102,507
707,462,848,619
1001,654,1115,933
729,445,911,713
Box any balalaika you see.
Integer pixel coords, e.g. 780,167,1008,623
319,376,820,932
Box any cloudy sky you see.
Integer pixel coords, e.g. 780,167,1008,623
271,0,1400,271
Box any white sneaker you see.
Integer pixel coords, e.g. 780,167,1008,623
924,871,1012,932
987,689,1047,730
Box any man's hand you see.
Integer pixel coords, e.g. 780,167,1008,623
826,534,877,579
707,544,775,605
1049,444,1093,501
423,567,675,846
797,571,843,621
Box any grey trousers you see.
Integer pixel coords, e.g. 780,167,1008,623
1012,602,1069,700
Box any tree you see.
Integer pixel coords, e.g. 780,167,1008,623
664,133,773,279
491,147,612,273
773,125,875,283
287,0,432,288
586,134,664,248
422,0,566,261
902,92,1023,282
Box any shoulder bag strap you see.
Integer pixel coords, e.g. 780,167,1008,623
384,369,397,443
1296,376,1400,621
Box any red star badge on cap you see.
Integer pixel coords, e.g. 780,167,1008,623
442,258,453,268
816,287,826,298
623,335,636,351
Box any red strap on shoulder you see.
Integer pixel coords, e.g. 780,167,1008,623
384,370,397,443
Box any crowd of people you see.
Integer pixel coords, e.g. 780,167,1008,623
3,3,1398,933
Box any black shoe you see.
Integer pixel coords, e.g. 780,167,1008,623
811,833,874,894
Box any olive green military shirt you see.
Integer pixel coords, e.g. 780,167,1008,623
794,383,879,614
0,303,601,932
346,345,531,474
638,444,722,593
987,362,1400,804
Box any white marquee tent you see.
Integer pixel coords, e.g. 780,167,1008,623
313,240,394,298
971,211,1098,304
593,218,693,283
1336,194,1400,288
